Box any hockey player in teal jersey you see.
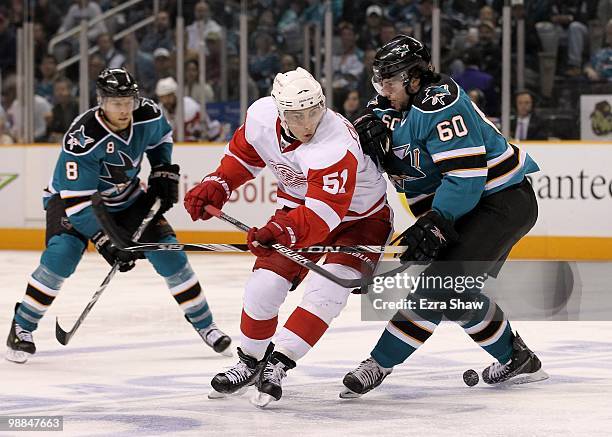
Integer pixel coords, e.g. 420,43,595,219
6,68,231,363
341,36,548,396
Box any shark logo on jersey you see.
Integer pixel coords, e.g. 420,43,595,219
66,125,95,151
422,84,451,106
99,150,140,193
387,143,426,190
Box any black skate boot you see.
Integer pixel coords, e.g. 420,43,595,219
209,347,268,399
251,351,296,408
6,303,36,364
482,332,549,385
195,321,232,357
340,357,392,398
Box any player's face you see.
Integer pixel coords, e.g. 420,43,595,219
284,103,325,142
101,97,135,131
380,76,410,110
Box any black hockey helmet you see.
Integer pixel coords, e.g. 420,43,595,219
96,68,139,98
372,35,433,94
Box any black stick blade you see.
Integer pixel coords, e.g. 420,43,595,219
55,317,71,346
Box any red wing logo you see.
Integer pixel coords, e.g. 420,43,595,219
269,162,307,188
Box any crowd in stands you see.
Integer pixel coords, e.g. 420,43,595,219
0,0,611,143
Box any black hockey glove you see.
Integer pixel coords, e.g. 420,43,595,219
148,163,180,214
91,230,141,272
396,211,459,263
353,113,392,168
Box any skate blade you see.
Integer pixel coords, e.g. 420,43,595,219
219,347,233,357
208,386,248,399
250,391,275,408
339,388,362,399
508,369,549,385
5,348,31,364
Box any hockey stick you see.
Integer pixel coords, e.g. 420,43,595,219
118,241,406,254
55,195,162,345
204,205,411,289
90,198,407,254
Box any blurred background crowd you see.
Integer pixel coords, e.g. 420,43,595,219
0,0,611,144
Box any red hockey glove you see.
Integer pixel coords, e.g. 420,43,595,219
184,175,231,221
247,211,298,257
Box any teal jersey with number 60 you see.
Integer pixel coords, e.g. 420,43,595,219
368,74,539,221
44,98,173,238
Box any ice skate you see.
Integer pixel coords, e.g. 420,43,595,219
6,304,36,364
482,333,549,385
251,351,295,408
196,321,232,356
340,357,392,398
210,347,267,398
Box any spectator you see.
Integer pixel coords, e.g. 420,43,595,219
153,48,176,85
140,11,175,54
249,32,280,98
332,23,364,92
97,33,125,69
468,87,501,128
3,76,52,142
453,47,499,116
584,19,612,81
378,20,398,47
47,78,79,143
358,5,384,50
35,54,59,105
0,8,16,75
535,0,598,77
33,0,63,36
340,89,366,123
186,1,223,52
280,54,297,73
251,10,281,49
511,91,549,141
227,54,259,102
473,20,502,84
204,32,223,94
155,77,225,141
33,23,48,66
184,59,216,104
0,113,13,145
120,33,156,98
88,53,107,104
357,48,377,100
57,0,108,45
387,0,419,25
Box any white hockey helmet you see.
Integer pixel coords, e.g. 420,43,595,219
271,67,325,125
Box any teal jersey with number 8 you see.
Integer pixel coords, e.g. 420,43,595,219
45,98,173,238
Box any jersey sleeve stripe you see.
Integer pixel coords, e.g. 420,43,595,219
406,193,434,217
65,200,92,217
436,154,488,174
486,144,520,182
60,189,98,198
277,189,305,208
485,148,525,190
430,146,486,163
486,144,514,167
445,168,488,178
305,197,341,231
147,131,173,150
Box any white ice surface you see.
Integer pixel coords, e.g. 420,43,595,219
1,251,611,436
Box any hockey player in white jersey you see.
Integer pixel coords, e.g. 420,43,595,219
184,68,392,406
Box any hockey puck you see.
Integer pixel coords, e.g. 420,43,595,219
463,369,479,387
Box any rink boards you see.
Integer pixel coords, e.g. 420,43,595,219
1,141,611,259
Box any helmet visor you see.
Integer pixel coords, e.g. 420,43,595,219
284,102,325,128
372,69,409,95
